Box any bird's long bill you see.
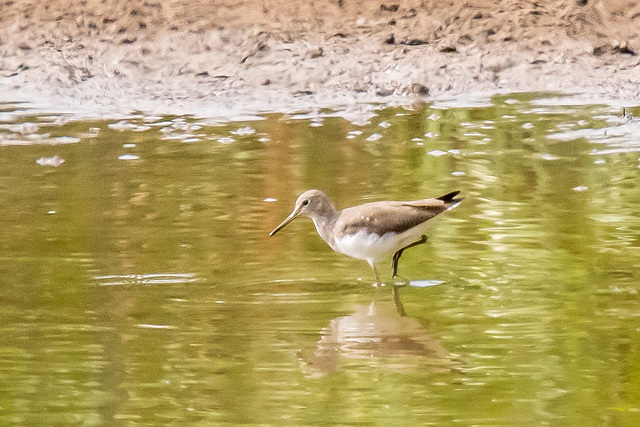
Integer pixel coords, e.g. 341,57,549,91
269,209,300,236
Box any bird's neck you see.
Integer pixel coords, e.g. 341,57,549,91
309,204,338,249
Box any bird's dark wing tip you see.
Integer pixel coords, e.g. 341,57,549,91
437,190,462,204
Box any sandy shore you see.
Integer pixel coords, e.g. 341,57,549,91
1,0,639,119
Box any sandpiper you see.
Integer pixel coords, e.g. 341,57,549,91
270,189,462,285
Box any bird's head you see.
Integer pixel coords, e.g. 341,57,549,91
269,189,333,236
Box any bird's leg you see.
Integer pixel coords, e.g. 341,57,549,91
391,234,428,279
372,264,382,287
391,251,402,278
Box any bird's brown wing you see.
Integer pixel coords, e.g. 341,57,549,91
336,199,449,237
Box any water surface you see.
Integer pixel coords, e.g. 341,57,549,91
1,94,640,425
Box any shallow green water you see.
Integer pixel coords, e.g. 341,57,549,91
1,93,640,425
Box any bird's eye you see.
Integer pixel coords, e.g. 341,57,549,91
302,200,309,206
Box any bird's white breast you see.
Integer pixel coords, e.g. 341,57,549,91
333,227,426,265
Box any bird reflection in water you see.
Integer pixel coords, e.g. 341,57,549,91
298,286,452,378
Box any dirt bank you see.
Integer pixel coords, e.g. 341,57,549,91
1,0,639,119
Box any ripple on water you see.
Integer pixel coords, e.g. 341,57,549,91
94,273,199,286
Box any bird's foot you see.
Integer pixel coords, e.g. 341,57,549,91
392,275,410,287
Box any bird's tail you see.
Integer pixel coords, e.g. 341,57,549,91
437,190,463,208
